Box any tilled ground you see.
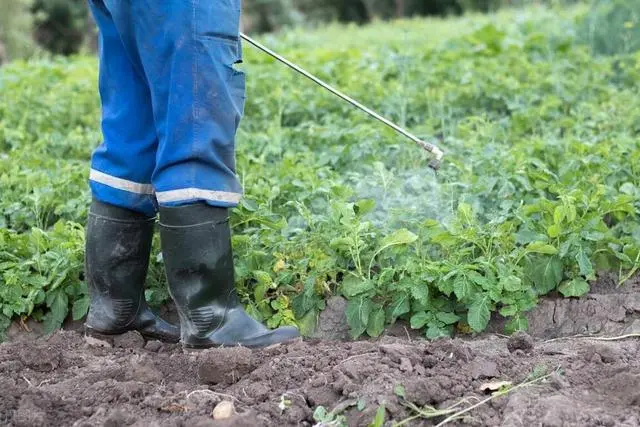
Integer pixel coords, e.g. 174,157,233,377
1,325,639,427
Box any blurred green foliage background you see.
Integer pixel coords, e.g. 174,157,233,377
5,0,630,64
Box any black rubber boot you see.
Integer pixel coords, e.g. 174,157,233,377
84,200,180,343
158,203,300,349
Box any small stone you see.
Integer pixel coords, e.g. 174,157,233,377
212,401,235,420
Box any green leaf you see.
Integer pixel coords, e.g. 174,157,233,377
453,276,473,300
467,294,491,332
525,241,558,255
379,228,418,249
426,324,451,339
366,305,386,337
44,289,68,334
620,182,636,195
435,311,460,325
527,256,563,294
346,297,372,339
292,276,320,317
553,206,565,224
566,204,577,223
341,276,374,297
558,279,590,297
457,203,474,221
502,275,523,292
388,292,410,321
410,311,430,329
499,305,517,317
505,315,529,334
0,314,11,340
266,311,283,328
515,228,544,245
394,384,406,398
253,270,273,287
368,405,386,427
576,247,594,279
270,296,287,311
547,224,561,238
313,406,328,422
329,237,352,251
355,199,376,216
409,283,429,306
254,282,268,303
71,295,89,321
468,271,491,289
437,277,454,296
298,309,318,337
615,251,634,266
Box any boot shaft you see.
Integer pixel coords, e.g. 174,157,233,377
85,200,180,343
159,203,299,348
159,204,238,338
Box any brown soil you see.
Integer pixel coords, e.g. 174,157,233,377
1,273,640,427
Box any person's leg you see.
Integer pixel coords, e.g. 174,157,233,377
104,0,298,348
84,0,178,342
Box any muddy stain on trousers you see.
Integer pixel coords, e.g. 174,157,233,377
87,0,246,217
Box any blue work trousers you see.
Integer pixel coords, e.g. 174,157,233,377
87,0,246,217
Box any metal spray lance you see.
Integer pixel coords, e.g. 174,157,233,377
240,32,445,171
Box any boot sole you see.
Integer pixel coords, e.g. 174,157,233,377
181,336,302,351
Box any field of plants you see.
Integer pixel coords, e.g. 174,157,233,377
2,2,640,426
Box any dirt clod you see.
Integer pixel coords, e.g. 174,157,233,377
311,296,350,340
197,347,253,385
580,343,621,364
84,334,112,348
470,358,500,379
144,340,163,352
114,331,146,349
18,345,60,372
507,331,534,353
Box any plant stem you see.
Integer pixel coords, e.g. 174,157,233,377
433,371,555,427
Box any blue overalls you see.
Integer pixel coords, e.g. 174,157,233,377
87,0,246,217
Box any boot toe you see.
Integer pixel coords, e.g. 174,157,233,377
274,326,300,340
261,325,300,347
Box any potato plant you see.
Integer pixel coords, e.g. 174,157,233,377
1,4,639,341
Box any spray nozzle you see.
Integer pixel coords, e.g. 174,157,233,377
415,139,444,172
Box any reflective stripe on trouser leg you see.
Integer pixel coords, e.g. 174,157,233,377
103,0,246,208
87,0,158,217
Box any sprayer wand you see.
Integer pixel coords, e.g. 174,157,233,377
240,32,445,171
